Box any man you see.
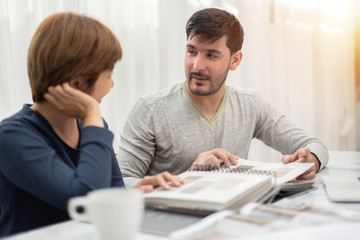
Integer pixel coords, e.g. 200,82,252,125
117,8,329,187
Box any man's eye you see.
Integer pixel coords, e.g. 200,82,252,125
187,49,196,55
207,53,218,59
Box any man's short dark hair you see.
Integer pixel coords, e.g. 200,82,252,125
186,8,244,55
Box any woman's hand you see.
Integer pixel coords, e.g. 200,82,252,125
134,172,184,193
44,82,103,127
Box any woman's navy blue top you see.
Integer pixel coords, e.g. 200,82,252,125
0,104,125,237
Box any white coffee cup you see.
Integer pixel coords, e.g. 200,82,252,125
68,188,144,240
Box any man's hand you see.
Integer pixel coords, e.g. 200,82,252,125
44,82,103,127
281,147,320,180
190,148,238,169
134,172,184,193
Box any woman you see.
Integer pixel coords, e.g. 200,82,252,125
0,12,182,237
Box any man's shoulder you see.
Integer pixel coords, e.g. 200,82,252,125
139,83,183,106
226,85,261,101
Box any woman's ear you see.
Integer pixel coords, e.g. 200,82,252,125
68,79,79,89
69,78,87,91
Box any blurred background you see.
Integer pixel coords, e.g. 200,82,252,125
0,0,359,162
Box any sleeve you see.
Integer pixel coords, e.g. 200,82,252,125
0,121,124,210
253,94,329,170
117,98,156,187
103,120,126,188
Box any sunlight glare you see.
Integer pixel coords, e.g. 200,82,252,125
276,0,344,17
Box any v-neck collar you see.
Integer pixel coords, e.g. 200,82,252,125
182,82,227,127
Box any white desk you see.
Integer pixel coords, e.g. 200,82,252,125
294,151,360,210
3,151,360,240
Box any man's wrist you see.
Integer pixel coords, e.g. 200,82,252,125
310,152,321,172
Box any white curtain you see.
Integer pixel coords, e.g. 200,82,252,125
0,0,357,162
231,0,357,160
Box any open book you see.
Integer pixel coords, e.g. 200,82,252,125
144,159,314,215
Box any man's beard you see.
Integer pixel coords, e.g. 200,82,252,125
186,69,229,96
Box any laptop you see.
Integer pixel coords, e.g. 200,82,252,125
323,175,360,203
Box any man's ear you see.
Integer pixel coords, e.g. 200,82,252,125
229,50,243,71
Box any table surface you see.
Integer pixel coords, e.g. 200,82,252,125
3,151,360,240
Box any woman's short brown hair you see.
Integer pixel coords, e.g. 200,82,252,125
27,12,122,102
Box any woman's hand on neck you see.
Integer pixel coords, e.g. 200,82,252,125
43,82,104,128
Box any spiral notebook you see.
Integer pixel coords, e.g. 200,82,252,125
144,159,314,216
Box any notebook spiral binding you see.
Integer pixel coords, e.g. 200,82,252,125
188,164,278,185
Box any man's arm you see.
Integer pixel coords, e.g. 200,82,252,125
117,98,156,187
253,93,329,176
